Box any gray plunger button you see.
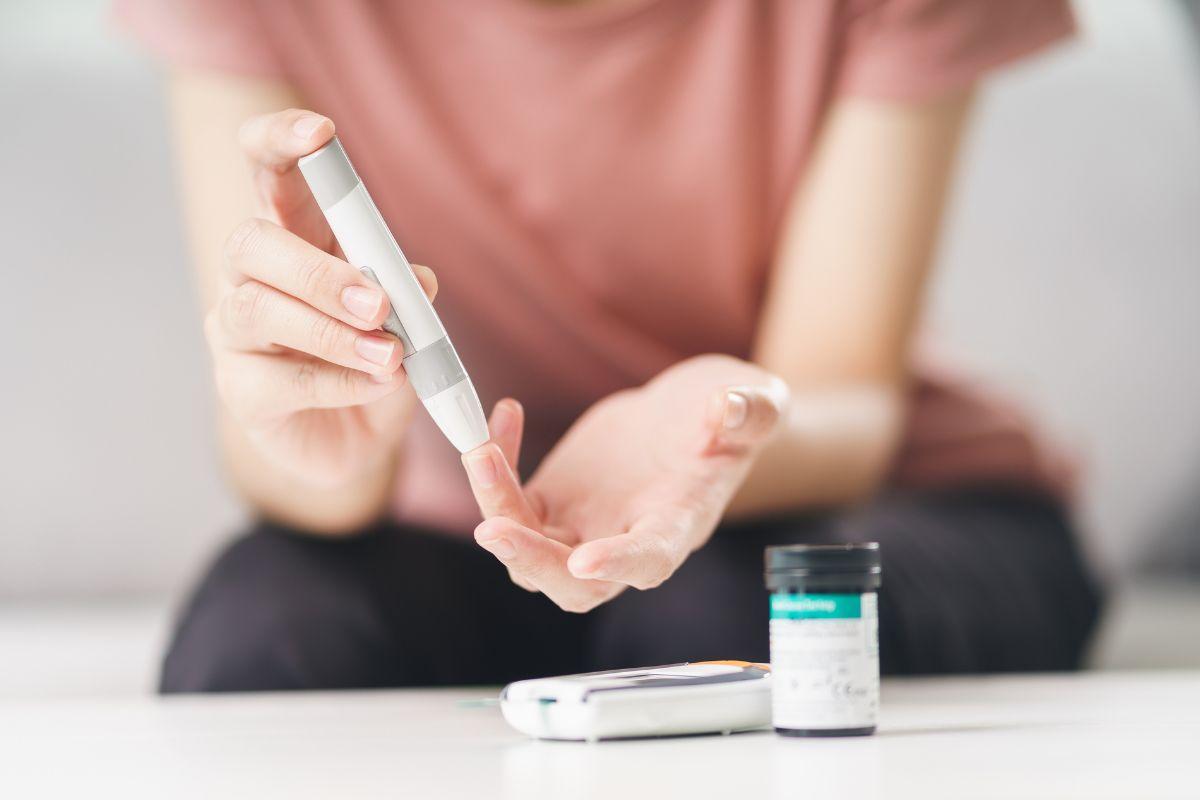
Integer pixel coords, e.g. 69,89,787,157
359,266,414,356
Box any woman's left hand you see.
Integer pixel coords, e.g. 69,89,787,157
462,355,788,612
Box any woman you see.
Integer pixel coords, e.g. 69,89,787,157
118,0,1101,691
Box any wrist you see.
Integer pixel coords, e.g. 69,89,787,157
726,385,904,519
220,414,401,535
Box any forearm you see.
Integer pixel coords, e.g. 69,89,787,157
727,384,904,517
735,93,972,518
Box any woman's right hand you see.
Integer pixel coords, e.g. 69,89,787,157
205,109,436,488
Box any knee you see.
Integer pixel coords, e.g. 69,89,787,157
159,525,391,693
846,489,1105,673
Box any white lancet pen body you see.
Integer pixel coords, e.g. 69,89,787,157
298,137,489,453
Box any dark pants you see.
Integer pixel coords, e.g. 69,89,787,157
160,488,1103,692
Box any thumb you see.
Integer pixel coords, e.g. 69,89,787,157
704,379,788,456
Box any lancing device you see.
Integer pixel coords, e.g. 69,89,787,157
298,137,488,453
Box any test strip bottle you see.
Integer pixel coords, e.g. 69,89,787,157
765,543,881,736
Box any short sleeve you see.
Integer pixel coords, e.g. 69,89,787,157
111,0,286,79
838,0,1075,102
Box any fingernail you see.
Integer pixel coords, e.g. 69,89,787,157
465,450,498,488
370,371,396,384
342,286,385,322
723,391,749,430
293,114,324,139
355,336,395,366
478,536,515,560
490,402,513,437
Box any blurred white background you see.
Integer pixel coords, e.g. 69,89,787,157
0,1,1197,692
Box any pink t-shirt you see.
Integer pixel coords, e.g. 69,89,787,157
116,0,1076,532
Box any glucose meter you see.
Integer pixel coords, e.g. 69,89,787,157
500,661,771,741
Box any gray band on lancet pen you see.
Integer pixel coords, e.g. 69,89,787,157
403,337,469,400
301,138,360,210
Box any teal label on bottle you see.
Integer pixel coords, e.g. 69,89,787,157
770,593,862,620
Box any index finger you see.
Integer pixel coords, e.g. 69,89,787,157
239,108,335,172
462,442,540,529
223,217,393,332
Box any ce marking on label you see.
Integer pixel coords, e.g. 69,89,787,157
829,682,859,699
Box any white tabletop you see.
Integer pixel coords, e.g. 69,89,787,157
3,671,1196,799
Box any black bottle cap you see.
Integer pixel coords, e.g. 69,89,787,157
765,543,881,591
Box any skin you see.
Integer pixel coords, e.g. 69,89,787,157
168,67,971,610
